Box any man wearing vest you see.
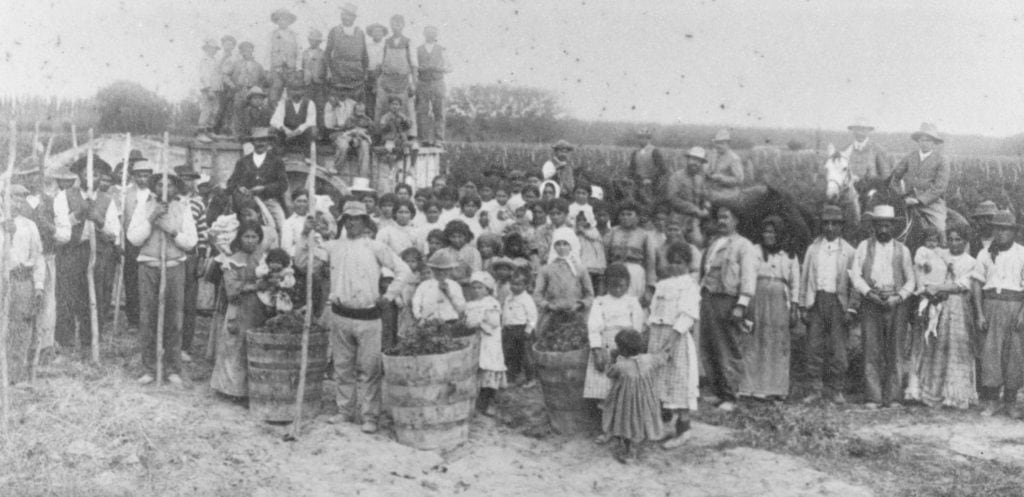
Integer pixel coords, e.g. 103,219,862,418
127,172,198,386
890,123,951,245
628,127,668,209
119,153,153,330
415,25,451,146
227,127,289,237
541,139,577,197
325,3,369,104
799,205,856,404
843,117,893,183
83,167,121,328
973,210,1024,418
848,205,915,408
375,14,417,139
295,201,411,434
14,162,57,355
270,82,317,150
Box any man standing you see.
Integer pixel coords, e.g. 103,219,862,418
890,123,951,244
375,15,417,138
702,130,745,206
974,210,1024,418
296,201,411,433
197,39,223,143
848,205,915,408
364,23,388,120
665,146,709,247
226,127,289,236
325,3,368,104
843,117,892,182
120,152,153,330
127,172,198,385
799,205,855,404
629,128,667,207
542,139,576,197
230,42,268,136
216,35,240,135
415,25,451,146
15,163,57,355
175,165,209,362
968,200,998,257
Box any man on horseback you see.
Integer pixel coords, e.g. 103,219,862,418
703,129,745,206
890,123,951,245
844,117,892,182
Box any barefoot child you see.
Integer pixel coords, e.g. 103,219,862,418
502,266,538,386
646,242,700,448
604,329,667,463
412,250,466,323
466,271,506,415
255,247,297,314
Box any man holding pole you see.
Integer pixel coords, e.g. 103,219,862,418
118,151,152,330
127,172,197,385
1,184,46,383
175,164,209,363
14,164,56,357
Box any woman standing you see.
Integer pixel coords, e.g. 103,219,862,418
603,202,657,302
917,225,980,409
211,221,270,398
739,216,800,400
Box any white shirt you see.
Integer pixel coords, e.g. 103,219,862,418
541,158,566,181
253,152,267,168
412,278,466,321
853,137,869,152
974,243,1024,292
815,240,842,293
502,291,539,333
1,216,46,290
270,98,317,132
53,189,119,245
280,213,307,256
323,99,357,129
918,150,933,162
367,39,386,70
507,193,526,214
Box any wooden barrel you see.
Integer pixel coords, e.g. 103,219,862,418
383,340,478,450
532,345,598,435
246,330,329,423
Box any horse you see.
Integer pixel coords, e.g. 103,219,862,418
821,144,864,238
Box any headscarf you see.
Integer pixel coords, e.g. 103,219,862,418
546,226,582,275
540,179,561,199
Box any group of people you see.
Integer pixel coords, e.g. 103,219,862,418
197,3,451,176
6,114,1022,463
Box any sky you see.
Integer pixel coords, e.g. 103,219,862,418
2,0,1024,136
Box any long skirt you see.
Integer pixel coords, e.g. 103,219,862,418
918,293,977,409
602,358,665,443
584,325,625,400
647,324,698,410
210,293,267,397
739,278,791,398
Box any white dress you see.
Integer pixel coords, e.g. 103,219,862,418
466,296,507,389
584,295,645,399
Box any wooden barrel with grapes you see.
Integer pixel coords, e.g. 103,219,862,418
532,312,598,434
246,329,329,422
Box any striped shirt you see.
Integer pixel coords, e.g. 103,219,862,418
184,194,209,251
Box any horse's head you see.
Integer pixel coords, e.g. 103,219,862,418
822,143,852,202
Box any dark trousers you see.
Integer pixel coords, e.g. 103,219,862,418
123,244,141,327
139,263,185,376
215,89,235,134
94,240,117,326
276,127,317,152
415,79,446,143
181,253,201,351
55,243,92,348
805,291,848,395
502,324,533,382
861,300,908,404
378,276,398,350
700,293,744,401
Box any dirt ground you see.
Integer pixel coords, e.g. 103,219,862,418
2,319,1023,497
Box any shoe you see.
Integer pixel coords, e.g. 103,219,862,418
830,393,847,405
801,392,823,405
863,402,879,410
594,433,612,445
662,430,693,450
360,421,378,434
181,351,193,363
137,374,155,385
522,379,538,389
717,401,736,412
884,401,903,409
166,374,183,386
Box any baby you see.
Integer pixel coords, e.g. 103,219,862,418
255,248,297,313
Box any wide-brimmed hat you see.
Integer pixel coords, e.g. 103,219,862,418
685,146,708,162
147,173,185,193
308,29,324,41
271,8,297,25
202,38,219,50
12,157,43,177
340,3,358,16
866,204,896,221
714,129,731,142
847,116,874,132
366,23,388,37
820,205,844,222
349,177,375,193
340,200,369,219
174,164,201,180
69,153,112,177
426,250,459,269
130,159,154,174
971,200,999,219
47,167,78,181
246,86,268,100
470,271,496,292
116,149,148,172
989,210,1020,230
551,139,575,151
247,127,274,142
489,256,516,270
636,127,653,138
911,122,944,144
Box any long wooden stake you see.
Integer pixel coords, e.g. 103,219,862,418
205,287,220,362
0,119,19,438
29,135,54,382
71,124,78,149
155,132,169,385
111,134,131,335
85,130,100,363
288,140,318,440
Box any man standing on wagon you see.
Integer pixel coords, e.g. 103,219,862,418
325,4,369,106
890,123,951,244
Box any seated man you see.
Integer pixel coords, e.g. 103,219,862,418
376,95,411,160
324,95,374,177
270,82,317,151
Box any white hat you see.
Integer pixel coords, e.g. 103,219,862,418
590,185,604,200
349,177,374,193
911,122,943,144
713,129,731,142
685,146,708,162
866,204,896,221
848,116,874,131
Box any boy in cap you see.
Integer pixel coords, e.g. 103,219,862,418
416,26,452,146
197,39,223,142
127,172,199,385
216,35,240,135
237,86,273,151
229,42,268,135
269,9,300,104
303,29,328,137
270,82,318,150
325,3,369,103
119,152,153,329
365,23,388,120
375,14,416,138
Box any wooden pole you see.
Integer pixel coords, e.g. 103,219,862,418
111,133,131,335
29,135,54,382
0,120,18,438
86,130,100,363
204,288,220,362
155,132,169,385
287,140,318,440
71,124,78,150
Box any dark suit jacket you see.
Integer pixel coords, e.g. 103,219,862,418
891,151,950,206
226,153,289,205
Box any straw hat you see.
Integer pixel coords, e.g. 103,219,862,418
866,204,896,221
308,29,324,41
847,117,874,132
989,210,1020,230
713,129,731,142
366,23,388,37
426,250,458,269
685,146,708,162
271,9,297,25
971,200,998,219
911,122,944,143
247,127,274,142
340,3,358,16
820,205,844,222
551,139,575,151
489,256,516,270
47,167,78,181
246,86,268,100
470,271,497,292
174,164,201,180
69,154,112,177
349,177,375,193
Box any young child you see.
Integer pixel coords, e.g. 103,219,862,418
425,229,445,258
502,232,533,269
490,256,516,303
592,199,611,237
443,220,482,292
437,186,461,225
486,182,514,235
576,208,606,295
907,227,949,400
378,96,412,155
502,266,538,386
646,242,700,449
586,263,645,443
255,248,297,313
568,183,596,229
603,329,667,463
412,250,466,323
534,229,595,344
536,199,576,266
416,201,444,253
478,233,502,271
458,193,485,237
397,247,427,337
412,188,432,226
466,271,506,415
